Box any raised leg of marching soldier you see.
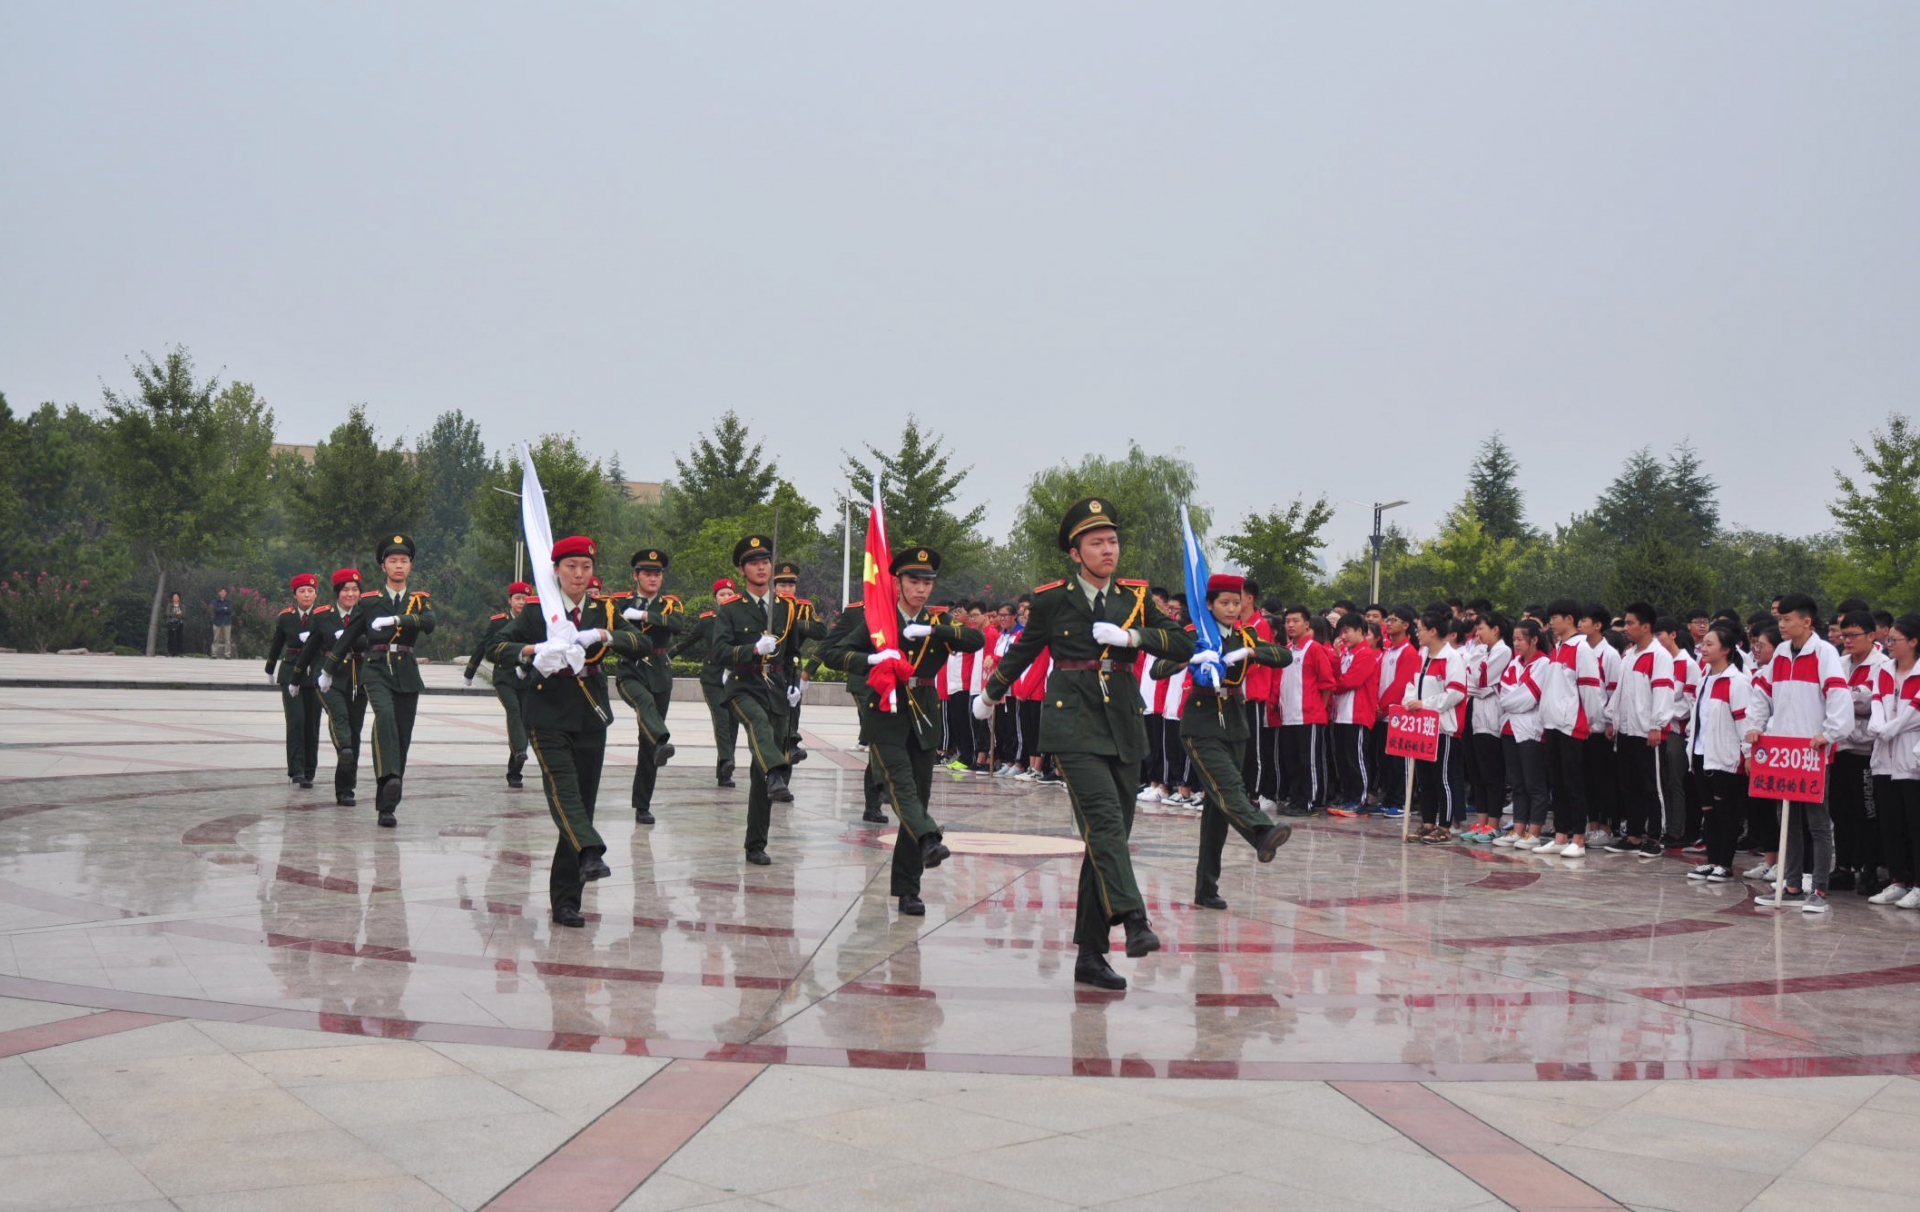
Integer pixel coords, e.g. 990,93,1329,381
731,696,793,862
496,677,528,788
282,684,320,787
1187,735,1290,908
1054,753,1148,955
617,677,672,823
366,681,419,819
862,748,890,823
882,739,939,913
531,727,607,924
318,681,362,805
704,682,738,787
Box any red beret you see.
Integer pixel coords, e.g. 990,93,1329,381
550,535,596,562
330,569,361,589
1207,573,1244,595
289,573,318,590
711,578,736,593
507,581,533,596
588,576,602,590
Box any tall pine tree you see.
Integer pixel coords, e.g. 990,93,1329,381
1466,433,1531,543
665,411,779,543
843,417,987,568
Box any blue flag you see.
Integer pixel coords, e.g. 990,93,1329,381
1179,504,1221,689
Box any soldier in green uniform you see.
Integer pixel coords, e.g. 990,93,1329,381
487,535,648,927
818,546,984,915
266,572,323,789
710,535,807,864
464,580,533,788
295,569,370,805
676,578,741,787
976,498,1193,990
771,562,828,763
615,548,685,824
321,533,435,826
1147,573,1294,910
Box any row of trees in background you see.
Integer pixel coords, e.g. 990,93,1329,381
2,343,1915,655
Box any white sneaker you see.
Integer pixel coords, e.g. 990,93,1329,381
1869,883,1910,906
1492,834,1517,847
1686,864,1715,880
1164,792,1190,806
1744,861,1775,880
1258,797,1278,812
1016,770,1038,782
1560,843,1586,858
1898,888,1920,910
1136,787,1163,803
1514,836,1542,850
1533,841,1565,855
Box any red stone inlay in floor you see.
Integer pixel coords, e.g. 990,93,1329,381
0,1010,177,1058
1443,917,1732,949
1634,963,1920,1001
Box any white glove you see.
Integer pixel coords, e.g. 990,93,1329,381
563,643,587,674
286,683,299,698
1222,646,1251,666
333,629,344,639
1189,649,1222,670
754,634,778,656
579,628,610,646
371,615,398,630
533,639,572,675
622,607,646,622
902,623,933,640
868,648,903,666
971,693,995,721
463,675,475,688
316,671,333,693
1092,621,1133,647
297,631,310,644
787,684,803,707
267,670,277,684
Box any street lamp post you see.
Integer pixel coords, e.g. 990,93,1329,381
1370,499,1409,605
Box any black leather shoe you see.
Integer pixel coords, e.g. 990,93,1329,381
376,776,402,814
337,792,356,807
1074,952,1127,990
766,769,795,802
920,834,951,869
1195,894,1229,910
298,776,314,789
1122,911,1160,958
1256,823,1293,863
745,849,772,866
717,759,736,788
552,907,586,928
653,742,675,767
898,895,926,916
377,811,396,828
579,853,612,881
506,752,526,788
862,805,888,824
635,809,655,825
787,745,809,764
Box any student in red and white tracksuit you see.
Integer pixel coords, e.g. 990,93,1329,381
1833,609,1888,891
1867,615,1920,907
1748,593,1853,911
1406,608,1468,839
1496,620,1551,847
1137,652,1166,799
1465,615,1512,837
1276,605,1334,815
1657,618,1699,844
1536,599,1606,856
1689,622,1753,880
1603,603,1675,857
1013,646,1052,780
1371,607,1422,811
1578,604,1622,837
1329,614,1380,813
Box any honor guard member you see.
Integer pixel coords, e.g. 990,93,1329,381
975,497,1193,989
771,562,828,762
616,548,685,824
819,546,984,915
676,579,742,787
488,535,648,927
1148,574,1294,910
711,535,807,864
321,533,435,826
296,569,371,804
465,582,534,788
266,573,324,788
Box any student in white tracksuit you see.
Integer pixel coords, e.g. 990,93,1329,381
1867,614,1920,908
1688,621,1752,882
1747,594,1852,913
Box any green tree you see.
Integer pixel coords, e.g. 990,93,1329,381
1410,501,1520,606
413,410,489,560
1607,535,1715,616
843,416,988,569
475,434,622,559
1591,442,1720,551
663,411,779,545
283,406,421,570
99,349,275,654
1219,495,1334,606
1325,524,1414,607
1827,414,1920,607
1661,442,1720,549
1005,444,1208,590
1466,433,1531,543
1707,529,1836,617
673,480,826,604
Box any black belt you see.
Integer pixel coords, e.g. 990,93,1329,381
910,676,938,687
370,644,413,653
1192,686,1245,703
1054,659,1117,672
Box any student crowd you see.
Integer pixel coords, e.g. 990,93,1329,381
925,585,1917,918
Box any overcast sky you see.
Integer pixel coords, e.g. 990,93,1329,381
3,2,1916,562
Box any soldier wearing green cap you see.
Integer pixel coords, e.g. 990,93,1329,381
322,532,435,826
615,547,685,824
770,561,828,762
710,534,807,864
975,497,1192,990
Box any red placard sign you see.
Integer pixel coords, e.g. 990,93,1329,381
1385,705,1441,762
1747,736,1829,803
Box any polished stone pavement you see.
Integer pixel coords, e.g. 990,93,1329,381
1,664,1917,1210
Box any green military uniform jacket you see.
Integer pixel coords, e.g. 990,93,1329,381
327,585,436,693
487,595,647,732
612,592,686,694
292,603,350,683
817,602,984,748
1149,625,1290,743
464,612,518,682
266,605,322,687
674,609,727,688
710,592,807,709
985,575,1192,763
771,595,828,688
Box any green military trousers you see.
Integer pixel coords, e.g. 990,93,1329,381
317,680,367,800
528,726,607,914
493,676,528,756
281,684,322,780
702,682,737,767
1185,735,1279,901
1053,752,1147,952
729,696,789,853
871,736,939,896
616,677,673,814
365,682,419,782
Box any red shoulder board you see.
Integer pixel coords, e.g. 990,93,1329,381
797,597,814,606
607,591,633,601
279,606,297,615
1032,580,1066,593
662,594,683,605
1184,622,1196,633
524,596,540,604
413,591,431,599
489,613,508,621
1117,579,1149,588
846,601,863,610
698,610,716,618
313,604,334,615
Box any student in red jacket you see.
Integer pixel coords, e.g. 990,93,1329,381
1370,606,1423,816
1327,613,1381,815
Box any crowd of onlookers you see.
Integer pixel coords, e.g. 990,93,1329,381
923,585,1914,917
162,588,238,657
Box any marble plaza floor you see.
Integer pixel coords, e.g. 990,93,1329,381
0,657,1917,1210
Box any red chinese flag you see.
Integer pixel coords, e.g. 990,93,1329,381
861,483,911,711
